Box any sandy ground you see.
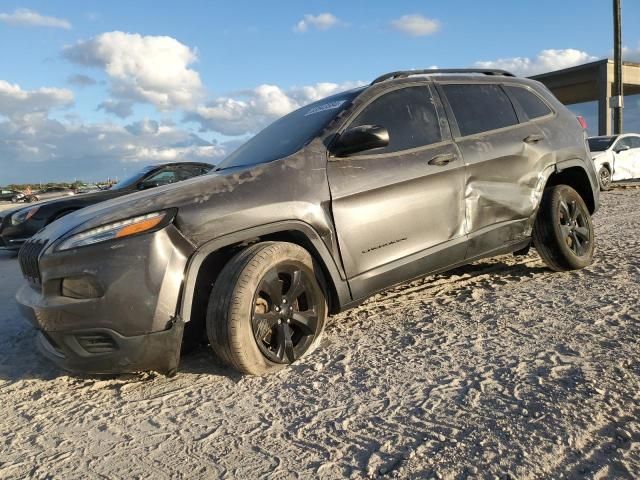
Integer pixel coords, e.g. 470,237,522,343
0,189,639,479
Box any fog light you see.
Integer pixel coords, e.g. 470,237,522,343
75,333,118,354
61,276,103,299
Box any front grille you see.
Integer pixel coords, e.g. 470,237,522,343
18,239,47,284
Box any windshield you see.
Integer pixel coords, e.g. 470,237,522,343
588,136,617,152
215,89,363,170
111,165,156,190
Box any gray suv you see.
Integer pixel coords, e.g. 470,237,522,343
16,69,599,376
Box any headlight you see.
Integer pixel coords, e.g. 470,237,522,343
11,206,39,226
56,211,172,251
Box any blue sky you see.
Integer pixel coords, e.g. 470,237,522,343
1,1,639,183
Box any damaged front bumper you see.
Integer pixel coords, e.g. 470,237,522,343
15,223,195,375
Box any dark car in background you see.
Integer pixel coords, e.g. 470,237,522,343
0,189,23,203
30,186,76,202
0,162,213,250
15,69,599,376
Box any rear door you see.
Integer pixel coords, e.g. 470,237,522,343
438,82,554,259
327,84,467,299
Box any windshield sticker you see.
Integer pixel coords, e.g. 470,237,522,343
304,100,346,116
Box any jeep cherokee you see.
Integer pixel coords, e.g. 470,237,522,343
16,69,599,376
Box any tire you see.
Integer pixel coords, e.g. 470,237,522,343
598,166,612,191
27,196,37,203
206,242,328,375
533,185,595,271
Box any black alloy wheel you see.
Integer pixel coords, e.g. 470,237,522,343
252,263,322,364
557,196,591,257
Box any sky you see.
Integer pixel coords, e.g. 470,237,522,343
1,0,640,184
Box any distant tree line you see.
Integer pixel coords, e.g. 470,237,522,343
3,180,116,191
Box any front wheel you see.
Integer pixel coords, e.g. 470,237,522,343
598,166,612,191
206,242,327,375
533,185,595,271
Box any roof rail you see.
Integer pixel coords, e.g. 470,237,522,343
371,68,516,85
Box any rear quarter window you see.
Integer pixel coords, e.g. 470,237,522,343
442,84,519,137
505,86,552,120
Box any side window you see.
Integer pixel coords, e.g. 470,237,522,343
146,168,178,185
442,84,519,137
349,86,442,155
615,138,633,150
178,165,210,179
505,86,552,120
629,137,640,149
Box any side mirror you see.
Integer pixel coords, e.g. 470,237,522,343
614,144,630,154
332,125,390,157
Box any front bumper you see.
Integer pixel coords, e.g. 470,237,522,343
15,224,196,375
30,315,184,375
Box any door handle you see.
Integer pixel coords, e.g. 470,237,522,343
523,134,544,144
428,153,456,166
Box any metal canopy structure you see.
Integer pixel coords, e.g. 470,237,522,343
531,59,640,135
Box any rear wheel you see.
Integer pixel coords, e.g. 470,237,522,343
533,185,594,271
206,242,327,375
598,166,612,191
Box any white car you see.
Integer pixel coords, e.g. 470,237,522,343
588,133,640,190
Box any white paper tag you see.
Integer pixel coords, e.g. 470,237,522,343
304,100,346,116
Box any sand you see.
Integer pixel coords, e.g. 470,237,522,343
0,188,638,479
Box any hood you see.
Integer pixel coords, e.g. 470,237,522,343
590,151,607,160
32,165,258,244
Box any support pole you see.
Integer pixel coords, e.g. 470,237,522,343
613,0,623,134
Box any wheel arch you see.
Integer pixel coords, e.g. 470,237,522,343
544,162,597,214
178,221,352,328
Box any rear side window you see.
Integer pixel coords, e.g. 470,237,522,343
442,84,519,137
505,86,552,119
349,86,442,155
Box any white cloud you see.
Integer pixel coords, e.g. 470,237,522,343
0,8,71,29
0,114,226,183
623,43,640,62
474,49,599,76
186,81,363,136
390,14,440,37
293,13,340,33
98,99,134,119
125,118,160,136
67,74,97,87
0,80,73,120
63,31,204,115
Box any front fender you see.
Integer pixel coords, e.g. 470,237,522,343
178,220,352,323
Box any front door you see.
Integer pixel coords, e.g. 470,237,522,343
612,136,640,181
327,84,467,299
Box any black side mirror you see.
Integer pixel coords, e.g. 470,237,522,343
332,125,390,157
614,144,630,154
